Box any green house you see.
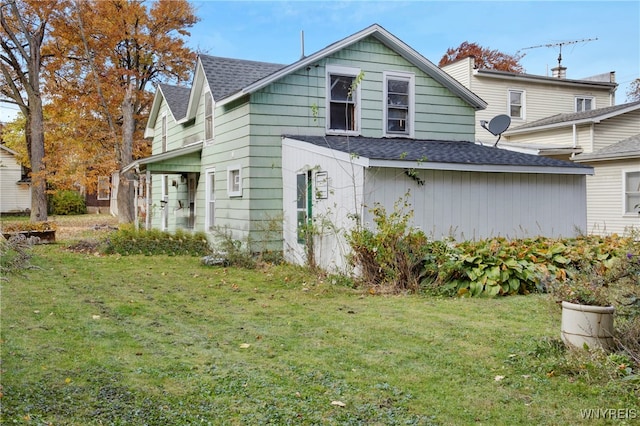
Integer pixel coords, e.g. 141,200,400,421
128,24,592,270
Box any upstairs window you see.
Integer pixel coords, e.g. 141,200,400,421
205,91,214,141
576,96,595,112
326,65,361,134
384,71,414,137
508,89,524,119
161,113,167,152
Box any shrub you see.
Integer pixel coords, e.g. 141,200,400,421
49,190,87,215
347,195,430,293
103,225,211,256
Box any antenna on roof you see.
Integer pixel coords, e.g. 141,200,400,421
517,37,598,69
480,114,511,147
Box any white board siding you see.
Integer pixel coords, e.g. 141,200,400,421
585,160,640,235
0,149,31,213
363,168,587,240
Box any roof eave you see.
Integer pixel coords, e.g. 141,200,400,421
121,141,203,174
574,152,640,163
474,69,618,90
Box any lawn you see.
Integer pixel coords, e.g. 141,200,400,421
1,216,638,424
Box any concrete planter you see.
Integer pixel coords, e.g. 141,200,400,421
561,301,615,350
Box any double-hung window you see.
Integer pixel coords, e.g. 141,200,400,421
384,71,414,137
624,170,640,215
576,96,595,112
508,89,524,119
326,65,361,134
205,91,214,142
161,113,167,152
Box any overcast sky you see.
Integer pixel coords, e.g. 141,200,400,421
1,0,638,123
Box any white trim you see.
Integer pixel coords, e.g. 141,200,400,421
161,112,167,153
326,64,361,136
204,90,214,144
575,95,595,112
227,165,242,197
383,71,415,138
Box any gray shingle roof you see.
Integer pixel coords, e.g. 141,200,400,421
158,83,191,120
286,135,590,170
508,100,640,132
574,134,640,162
199,54,286,101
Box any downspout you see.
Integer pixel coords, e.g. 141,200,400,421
572,124,577,148
134,178,139,231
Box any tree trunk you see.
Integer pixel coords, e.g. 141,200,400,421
29,93,48,222
117,82,136,223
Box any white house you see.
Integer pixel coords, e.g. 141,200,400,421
0,144,30,214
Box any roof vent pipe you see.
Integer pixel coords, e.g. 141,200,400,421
300,30,305,59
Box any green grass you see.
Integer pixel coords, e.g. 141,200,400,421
2,244,639,425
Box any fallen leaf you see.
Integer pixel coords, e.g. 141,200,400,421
240,343,251,349
331,400,346,407
494,375,505,381
92,315,101,320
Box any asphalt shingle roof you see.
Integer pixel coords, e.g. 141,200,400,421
199,54,286,101
509,100,640,131
286,135,590,169
158,83,191,120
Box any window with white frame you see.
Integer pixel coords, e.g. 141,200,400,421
205,169,216,231
227,165,242,197
624,170,640,215
161,113,167,152
576,96,595,112
97,176,110,200
326,65,361,134
508,90,524,119
384,71,414,137
205,91,214,141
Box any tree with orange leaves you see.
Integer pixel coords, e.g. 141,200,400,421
438,41,525,73
46,0,198,222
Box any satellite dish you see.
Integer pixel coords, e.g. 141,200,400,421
480,114,511,146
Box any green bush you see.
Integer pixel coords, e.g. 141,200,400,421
103,225,211,256
49,190,87,215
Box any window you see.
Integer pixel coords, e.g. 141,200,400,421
97,176,110,200
205,91,213,141
508,90,524,119
384,71,414,137
206,169,215,231
576,96,595,112
326,65,361,134
227,165,242,197
624,170,640,215
161,113,167,152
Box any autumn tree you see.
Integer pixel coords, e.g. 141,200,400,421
0,0,61,222
48,0,198,223
439,41,525,73
627,78,640,102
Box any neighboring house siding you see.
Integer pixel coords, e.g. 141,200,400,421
585,160,640,235
364,168,587,240
592,111,640,152
440,57,472,89
0,148,30,213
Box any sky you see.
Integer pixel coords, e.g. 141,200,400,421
1,0,638,123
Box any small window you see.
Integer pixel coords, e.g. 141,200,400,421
227,165,242,197
384,71,414,137
624,170,640,215
97,176,110,200
326,65,361,134
508,90,524,119
205,91,214,141
576,96,595,112
161,114,167,152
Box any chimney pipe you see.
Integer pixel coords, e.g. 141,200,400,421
552,66,567,79
300,30,305,59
